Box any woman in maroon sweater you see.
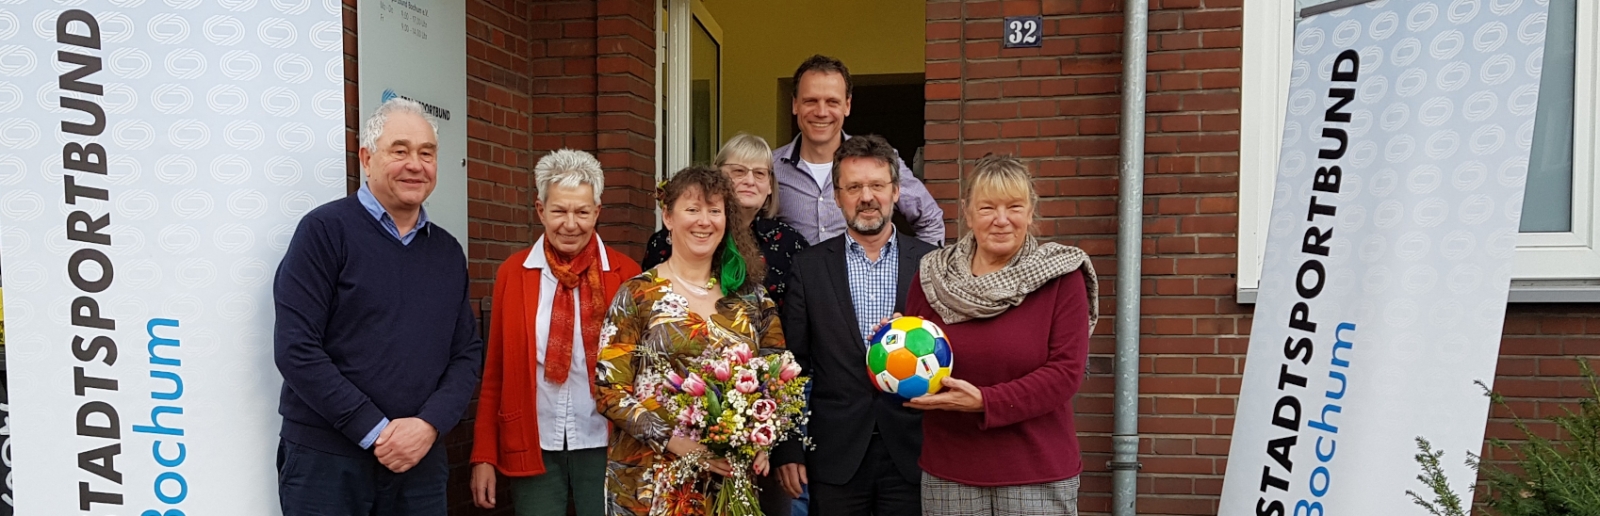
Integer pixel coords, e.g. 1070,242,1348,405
902,154,1098,516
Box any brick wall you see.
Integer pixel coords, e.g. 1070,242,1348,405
344,0,655,514
927,1,1600,515
332,0,1600,513
513,0,658,260
926,1,1245,512
1488,305,1600,464
594,0,660,259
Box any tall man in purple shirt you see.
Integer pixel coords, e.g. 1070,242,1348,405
273,98,482,515
774,55,946,246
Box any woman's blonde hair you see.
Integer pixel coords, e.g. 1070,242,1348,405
714,133,779,218
963,154,1039,213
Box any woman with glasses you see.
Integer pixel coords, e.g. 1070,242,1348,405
643,133,811,308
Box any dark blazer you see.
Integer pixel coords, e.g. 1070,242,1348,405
772,233,937,486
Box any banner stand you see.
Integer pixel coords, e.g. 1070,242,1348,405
1220,2,1550,514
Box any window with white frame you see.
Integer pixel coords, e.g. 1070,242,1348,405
1238,0,1596,302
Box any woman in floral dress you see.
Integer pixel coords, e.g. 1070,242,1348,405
596,166,784,516
641,133,809,308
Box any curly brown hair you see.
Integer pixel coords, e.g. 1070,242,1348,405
660,166,766,294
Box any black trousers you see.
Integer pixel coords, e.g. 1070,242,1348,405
808,434,921,516
276,439,447,516
758,468,794,516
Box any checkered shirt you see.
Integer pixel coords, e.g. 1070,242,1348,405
845,233,900,344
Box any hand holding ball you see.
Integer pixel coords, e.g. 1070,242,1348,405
866,316,954,400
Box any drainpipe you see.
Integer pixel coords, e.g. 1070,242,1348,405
1110,0,1148,515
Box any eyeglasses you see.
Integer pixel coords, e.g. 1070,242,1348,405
836,182,893,196
722,165,771,182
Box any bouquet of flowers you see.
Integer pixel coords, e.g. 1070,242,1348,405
646,341,809,516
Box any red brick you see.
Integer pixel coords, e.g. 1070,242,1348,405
927,2,962,20
1002,0,1040,15
1184,9,1243,30
926,82,960,100
965,0,1003,18
1152,437,1195,454
1542,317,1585,334
967,60,1021,79
1060,15,1125,35
1144,376,1218,395
1153,357,1195,374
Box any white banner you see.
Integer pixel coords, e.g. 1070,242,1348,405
1221,1,1548,515
0,3,344,515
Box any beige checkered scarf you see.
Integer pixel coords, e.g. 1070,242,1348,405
920,234,1098,330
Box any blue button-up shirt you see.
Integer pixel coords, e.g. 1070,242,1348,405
773,134,945,247
352,182,430,448
356,183,430,245
845,233,900,343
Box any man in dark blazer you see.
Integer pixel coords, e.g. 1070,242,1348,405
773,135,937,516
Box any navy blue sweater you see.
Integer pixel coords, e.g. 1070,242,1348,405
273,195,483,456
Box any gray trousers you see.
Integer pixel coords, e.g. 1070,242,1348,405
921,473,1079,516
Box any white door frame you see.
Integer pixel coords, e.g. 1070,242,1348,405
656,0,721,184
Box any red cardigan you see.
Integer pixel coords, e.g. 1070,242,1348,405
905,269,1091,486
470,241,642,476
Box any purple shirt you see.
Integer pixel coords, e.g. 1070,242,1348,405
773,134,946,246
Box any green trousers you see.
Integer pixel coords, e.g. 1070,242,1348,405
508,447,607,516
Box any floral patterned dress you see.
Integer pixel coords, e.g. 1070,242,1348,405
596,268,785,516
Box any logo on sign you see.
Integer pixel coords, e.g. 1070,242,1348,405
381,88,450,120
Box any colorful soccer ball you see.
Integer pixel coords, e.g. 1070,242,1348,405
866,316,954,400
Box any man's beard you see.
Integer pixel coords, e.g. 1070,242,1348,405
848,201,891,235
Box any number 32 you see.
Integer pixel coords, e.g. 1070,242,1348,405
1007,19,1039,45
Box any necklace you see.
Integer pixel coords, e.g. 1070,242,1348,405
665,263,716,297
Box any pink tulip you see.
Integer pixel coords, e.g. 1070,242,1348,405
735,370,761,394
666,371,685,391
779,362,802,382
751,399,778,421
682,372,707,397
677,404,704,427
728,344,753,365
713,362,733,382
749,424,776,446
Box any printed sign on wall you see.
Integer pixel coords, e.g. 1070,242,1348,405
358,0,468,248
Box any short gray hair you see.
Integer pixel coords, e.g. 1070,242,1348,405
360,98,439,154
535,149,605,204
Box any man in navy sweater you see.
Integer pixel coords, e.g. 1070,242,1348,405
273,98,483,515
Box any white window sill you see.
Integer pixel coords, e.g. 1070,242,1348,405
1236,280,1600,305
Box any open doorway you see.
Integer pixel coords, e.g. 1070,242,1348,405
658,0,926,178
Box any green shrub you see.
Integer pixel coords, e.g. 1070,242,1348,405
1410,363,1600,516
1407,436,1471,516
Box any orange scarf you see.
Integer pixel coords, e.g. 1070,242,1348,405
544,235,605,384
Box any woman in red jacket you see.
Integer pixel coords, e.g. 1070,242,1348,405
903,154,1098,516
470,149,642,516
